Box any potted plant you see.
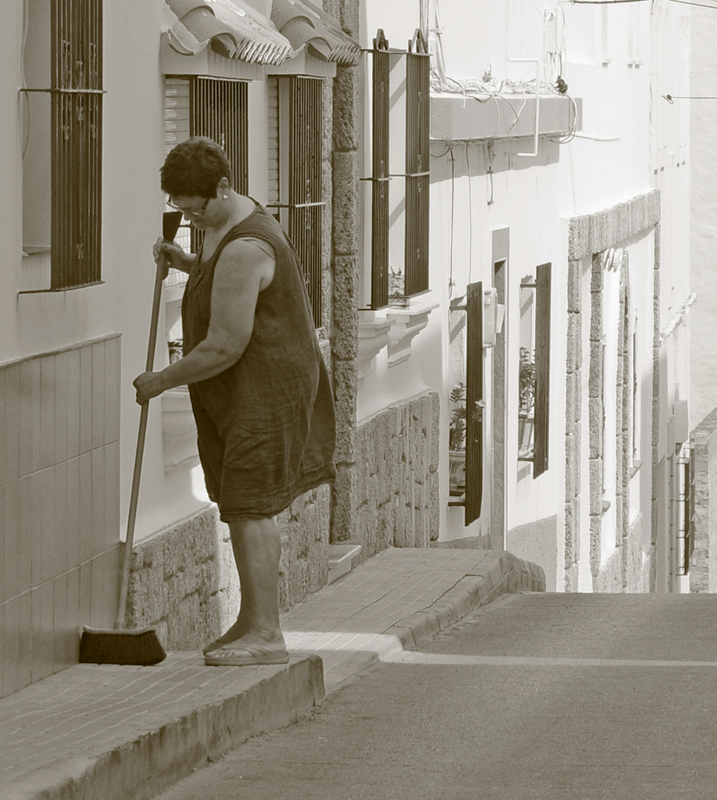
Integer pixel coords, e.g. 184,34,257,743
388,267,409,307
448,382,467,495
518,347,536,456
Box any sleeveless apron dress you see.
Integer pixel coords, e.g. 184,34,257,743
181,202,336,521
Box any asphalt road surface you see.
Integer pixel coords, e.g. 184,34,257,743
153,593,717,800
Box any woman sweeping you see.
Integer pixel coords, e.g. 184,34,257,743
134,137,336,666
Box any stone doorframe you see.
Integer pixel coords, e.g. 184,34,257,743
565,190,661,591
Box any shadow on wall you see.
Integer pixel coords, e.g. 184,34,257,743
505,515,557,591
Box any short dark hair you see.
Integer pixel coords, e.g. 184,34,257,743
160,137,232,199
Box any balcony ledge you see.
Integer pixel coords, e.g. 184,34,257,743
431,92,582,142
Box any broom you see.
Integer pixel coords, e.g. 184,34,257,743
79,210,183,665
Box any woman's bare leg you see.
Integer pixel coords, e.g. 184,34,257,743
204,517,286,654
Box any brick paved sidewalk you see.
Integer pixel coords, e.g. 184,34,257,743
0,547,544,800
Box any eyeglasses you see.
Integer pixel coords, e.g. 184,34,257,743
167,196,211,216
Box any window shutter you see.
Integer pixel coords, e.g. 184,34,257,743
370,30,390,309
404,29,430,297
465,281,484,524
533,262,551,477
165,78,190,153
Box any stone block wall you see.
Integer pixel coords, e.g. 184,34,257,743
564,259,583,591
334,392,440,561
127,486,331,651
690,406,717,593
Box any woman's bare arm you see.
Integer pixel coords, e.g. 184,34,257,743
134,239,275,401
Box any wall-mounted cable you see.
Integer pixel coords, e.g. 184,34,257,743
663,94,717,103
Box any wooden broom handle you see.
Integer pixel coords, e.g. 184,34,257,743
115,256,167,628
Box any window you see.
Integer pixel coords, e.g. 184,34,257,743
369,29,390,309
165,77,249,254
518,263,551,477
22,0,103,290
404,30,430,297
268,76,324,328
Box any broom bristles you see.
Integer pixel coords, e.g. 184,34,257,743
79,626,167,666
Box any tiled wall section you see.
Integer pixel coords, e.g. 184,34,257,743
0,335,121,699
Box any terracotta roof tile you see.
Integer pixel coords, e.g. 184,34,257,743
163,0,294,66
270,0,361,66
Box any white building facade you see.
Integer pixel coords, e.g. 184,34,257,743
356,0,692,592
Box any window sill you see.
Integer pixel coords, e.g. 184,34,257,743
385,299,439,367
22,246,51,257
629,460,643,480
19,281,105,295
357,310,392,379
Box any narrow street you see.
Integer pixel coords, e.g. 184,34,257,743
153,593,717,800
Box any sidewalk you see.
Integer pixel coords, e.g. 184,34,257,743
1,547,545,800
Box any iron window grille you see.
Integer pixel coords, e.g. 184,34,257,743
21,0,104,290
188,77,249,253
267,76,324,329
404,29,430,297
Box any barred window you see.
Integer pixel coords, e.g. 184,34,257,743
268,76,324,328
22,0,103,291
165,77,249,254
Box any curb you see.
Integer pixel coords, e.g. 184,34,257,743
6,655,325,800
386,551,546,650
